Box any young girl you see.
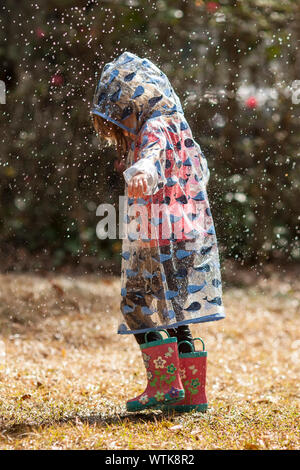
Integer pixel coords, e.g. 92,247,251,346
91,51,225,412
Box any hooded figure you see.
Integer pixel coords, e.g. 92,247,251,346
91,51,225,337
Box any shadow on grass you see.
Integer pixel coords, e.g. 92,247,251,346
0,408,190,439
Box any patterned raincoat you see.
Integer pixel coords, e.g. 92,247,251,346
91,51,225,335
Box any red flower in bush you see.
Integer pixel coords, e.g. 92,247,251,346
51,74,64,87
206,2,219,13
36,28,45,38
245,96,258,109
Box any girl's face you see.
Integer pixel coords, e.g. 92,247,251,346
93,113,137,157
122,114,137,139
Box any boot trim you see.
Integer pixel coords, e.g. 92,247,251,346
162,403,208,413
140,337,177,350
179,351,207,358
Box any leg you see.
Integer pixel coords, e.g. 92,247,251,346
134,330,162,345
159,241,195,353
121,246,163,345
167,325,194,353
121,247,156,332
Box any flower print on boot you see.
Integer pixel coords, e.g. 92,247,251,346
126,331,185,412
161,337,208,413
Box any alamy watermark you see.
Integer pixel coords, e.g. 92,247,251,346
0,80,6,104
95,196,206,244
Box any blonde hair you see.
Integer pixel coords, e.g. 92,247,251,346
92,114,128,158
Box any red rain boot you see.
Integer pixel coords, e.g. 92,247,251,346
162,337,208,412
126,331,185,412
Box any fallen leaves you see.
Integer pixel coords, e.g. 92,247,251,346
20,394,31,401
0,271,299,450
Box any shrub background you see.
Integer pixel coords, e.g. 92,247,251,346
0,0,299,272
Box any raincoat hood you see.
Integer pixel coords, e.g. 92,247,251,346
91,51,184,135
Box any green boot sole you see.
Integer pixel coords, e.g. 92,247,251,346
160,403,208,413
126,390,185,413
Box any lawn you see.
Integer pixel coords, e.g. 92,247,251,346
0,266,299,450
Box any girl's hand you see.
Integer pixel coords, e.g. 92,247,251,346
128,173,148,198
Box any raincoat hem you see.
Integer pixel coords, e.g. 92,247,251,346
117,312,226,335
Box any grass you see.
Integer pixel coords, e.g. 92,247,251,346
0,267,299,450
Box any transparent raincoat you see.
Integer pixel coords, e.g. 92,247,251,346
91,51,225,335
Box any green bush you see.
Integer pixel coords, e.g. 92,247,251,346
0,0,299,270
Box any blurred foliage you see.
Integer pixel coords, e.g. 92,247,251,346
0,0,299,271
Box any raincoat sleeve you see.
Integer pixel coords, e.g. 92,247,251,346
123,124,167,196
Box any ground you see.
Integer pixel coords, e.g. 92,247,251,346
0,267,299,450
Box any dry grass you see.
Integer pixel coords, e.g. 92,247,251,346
0,268,299,450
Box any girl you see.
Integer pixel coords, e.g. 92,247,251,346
91,51,225,413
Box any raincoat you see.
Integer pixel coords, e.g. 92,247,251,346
91,51,225,335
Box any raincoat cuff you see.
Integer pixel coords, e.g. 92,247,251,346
123,159,158,195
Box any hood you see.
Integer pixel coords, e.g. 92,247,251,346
91,51,184,135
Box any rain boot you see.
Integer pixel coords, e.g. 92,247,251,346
161,337,208,412
126,330,185,412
